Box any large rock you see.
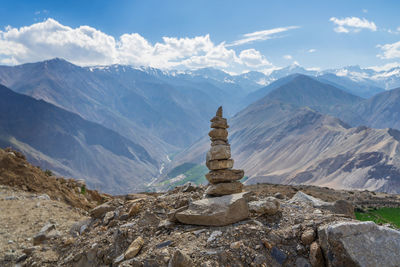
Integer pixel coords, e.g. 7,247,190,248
318,221,400,267
206,159,234,170
206,144,231,161
205,169,244,183
175,192,249,226
248,197,280,215
208,128,228,141
290,191,355,218
205,181,243,196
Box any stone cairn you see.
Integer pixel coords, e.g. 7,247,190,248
205,106,244,196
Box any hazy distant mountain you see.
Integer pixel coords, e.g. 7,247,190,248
316,73,384,98
247,74,363,117
0,84,158,194
347,87,400,130
0,59,220,150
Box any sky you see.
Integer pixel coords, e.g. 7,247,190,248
0,0,399,74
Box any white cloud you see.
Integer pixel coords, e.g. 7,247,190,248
238,49,272,67
362,9,368,13
330,17,377,33
0,18,276,74
377,41,400,59
368,62,400,72
227,26,299,47
308,49,316,53
283,54,292,60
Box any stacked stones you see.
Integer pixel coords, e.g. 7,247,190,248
205,106,244,196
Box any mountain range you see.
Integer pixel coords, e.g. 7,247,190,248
0,84,157,193
1,58,400,194
165,75,400,193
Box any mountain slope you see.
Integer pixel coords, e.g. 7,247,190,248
347,87,400,130
0,84,158,194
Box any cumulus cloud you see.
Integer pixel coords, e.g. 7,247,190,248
0,18,277,73
227,26,299,47
308,49,316,53
330,17,377,33
283,54,292,60
377,41,400,59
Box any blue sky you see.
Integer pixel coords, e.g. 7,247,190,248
0,0,399,73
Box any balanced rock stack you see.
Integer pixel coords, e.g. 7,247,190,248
205,106,244,196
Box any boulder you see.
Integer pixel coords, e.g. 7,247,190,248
205,169,244,183
290,191,355,218
208,128,228,141
175,192,249,226
206,159,234,170
318,221,400,267
248,197,280,215
205,181,243,196
206,144,231,161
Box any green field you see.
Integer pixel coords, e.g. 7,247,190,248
355,207,400,228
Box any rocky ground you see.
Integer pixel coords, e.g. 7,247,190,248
1,148,400,266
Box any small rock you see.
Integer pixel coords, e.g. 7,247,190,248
207,231,222,242
90,203,114,219
262,239,272,250
230,241,243,249
168,249,193,267
274,192,285,199
248,197,280,215
156,240,173,249
124,236,144,259
270,246,287,265
37,194,50,200
129,203,142,217
33,223,56,245
309,242,324,267
103,211,115,225
296,257,311,267
301,229,316,245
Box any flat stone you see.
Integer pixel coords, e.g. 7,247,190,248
206,144,231,161
208,128,228,141
318,221,400,267
205,181,243,196
211,140,229,146
175,192,249,226
206,159,234,170
210,117,229,129
206,169,244,183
